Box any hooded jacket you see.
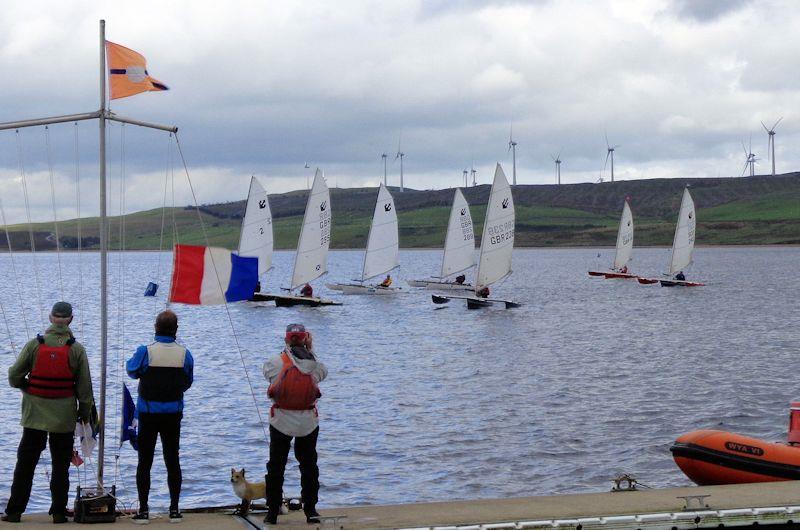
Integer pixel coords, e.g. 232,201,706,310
263,345,327,437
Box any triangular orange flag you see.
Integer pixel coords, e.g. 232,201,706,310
106,41,169,100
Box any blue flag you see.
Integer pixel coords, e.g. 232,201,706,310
144,282,159,297
121,384,138,450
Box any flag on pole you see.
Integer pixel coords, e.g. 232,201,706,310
121,384,138,450
106,41,169,100
168,244,259,305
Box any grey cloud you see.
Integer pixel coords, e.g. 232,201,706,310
668,0,752,22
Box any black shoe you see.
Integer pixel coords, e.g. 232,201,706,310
52,513,68,524
305,508,321,524
1,513,21,523
132,511,149,525
169,509,182,524
263,510,278,525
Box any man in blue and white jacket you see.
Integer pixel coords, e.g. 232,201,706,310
126,310,194,524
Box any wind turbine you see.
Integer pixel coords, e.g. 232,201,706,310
508,124,518,185
462,169,468,188
394,136,405,192
304,162,311,189
604,133,620,182
470,163,477,187
740,137,756,177
761,117,782,177
551,152,562,185
381,153,388,186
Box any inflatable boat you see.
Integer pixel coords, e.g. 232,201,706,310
670,429,800,485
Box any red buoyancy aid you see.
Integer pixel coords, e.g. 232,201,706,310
26,335,76,399
268,352,321,410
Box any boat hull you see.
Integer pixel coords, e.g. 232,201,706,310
431,294,520,309
637,277,659,285
272,295,341,307
327,283,405,295
670,429,800,485
602,272,638,279
408,279,473,291
249,293,277,302
587,270,605,277
660,279,705,287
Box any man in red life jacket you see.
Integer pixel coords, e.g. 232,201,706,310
299,283,313,297
4,302,95,524
262,324,327,525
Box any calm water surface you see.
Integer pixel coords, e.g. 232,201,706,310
0,247,798,512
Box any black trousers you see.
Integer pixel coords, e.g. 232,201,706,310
136,413,182,512
265,425,319,514
5,428,74,516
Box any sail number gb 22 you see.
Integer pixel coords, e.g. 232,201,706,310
487,220,514,245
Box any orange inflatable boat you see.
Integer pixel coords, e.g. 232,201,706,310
671,429,800,485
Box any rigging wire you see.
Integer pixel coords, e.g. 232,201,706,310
0,198,30,342
74,122,84,338
44,126,65,297
153,133,172,314
173,132,270,443
15,129,46,327
113,124,127,486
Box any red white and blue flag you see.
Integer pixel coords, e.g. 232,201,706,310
168,245,258,305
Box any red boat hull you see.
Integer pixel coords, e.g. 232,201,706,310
637,277,659,284
602,272,638,279
671,430,800,485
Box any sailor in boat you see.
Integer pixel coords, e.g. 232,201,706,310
379,274,393,288
454,274,466,285
300,282,313,297
4,302,96,524
254,281,262,293
126,310,195,524
619,265,628,274
476,286,490,298
263,324,327,525
675,271,686,281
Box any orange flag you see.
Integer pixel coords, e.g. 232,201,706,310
106,41,169,100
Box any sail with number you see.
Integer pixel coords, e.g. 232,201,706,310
290,169,331,289
612,200,633,270
668,187,695,275
361,184,399,281
237,176,273,275
475,164,515,291
440,188,475,278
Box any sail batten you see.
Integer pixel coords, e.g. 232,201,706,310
668,187,696,275
440,188,476,278
290,169,331,289
612,200,633,270
238,176,273,275
474,164,515,291
361,184,399,282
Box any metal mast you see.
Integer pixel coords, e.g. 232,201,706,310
381,153,387,186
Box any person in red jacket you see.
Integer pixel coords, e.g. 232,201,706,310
299,283,313,297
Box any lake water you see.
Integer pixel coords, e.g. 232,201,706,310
0,247,798,513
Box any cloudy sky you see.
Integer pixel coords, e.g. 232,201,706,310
0,0,797,222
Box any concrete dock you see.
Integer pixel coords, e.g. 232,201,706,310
11,481,800,529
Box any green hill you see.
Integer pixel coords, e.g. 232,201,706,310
2,173,799,250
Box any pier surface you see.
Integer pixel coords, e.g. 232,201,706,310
13,480,800,529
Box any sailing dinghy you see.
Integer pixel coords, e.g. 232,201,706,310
638,187,705,287
431,164,520,309
237,177,277,301
408,188,476,291
588,198,636,279
326,183,405,295
264,169,341,306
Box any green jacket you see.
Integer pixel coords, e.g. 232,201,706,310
7,324,94,433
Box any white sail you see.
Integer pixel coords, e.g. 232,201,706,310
475,164,515,290
237,176,273,275
290,169,331,289
361,184,399,281
612,200,633,270
668,187,696,275
440,188,475,278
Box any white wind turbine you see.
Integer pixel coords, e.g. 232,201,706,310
761,117,783,177
551,152,562,185
740,137,757,177
381,153,388,186
394,136,405,192
508,124,518,185
462,169,468,188
470,162,477,187
604,133,620,182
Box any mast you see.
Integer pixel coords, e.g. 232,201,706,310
97,19,109,487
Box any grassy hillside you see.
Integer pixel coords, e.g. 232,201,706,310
2,173,799,250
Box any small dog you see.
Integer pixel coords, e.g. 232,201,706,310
230,468,288,516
